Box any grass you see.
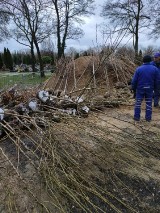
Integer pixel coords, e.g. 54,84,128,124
0,72,52,89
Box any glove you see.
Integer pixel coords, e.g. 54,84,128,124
128,85,136,98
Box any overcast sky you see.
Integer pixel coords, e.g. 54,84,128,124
0,0,160,53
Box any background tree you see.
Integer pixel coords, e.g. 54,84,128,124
142,45,156,56
13,53,18,65
13,52,23,65
3,47,8,68
41,37,55,55
3,47,13,70
23,54,32,65
42,56,52,65
137,49,143,65
115,45,135,61
51,0,95,59
5,0,53,77
0,53,3,69
66,47,80,59
0,1,11,42
41,37,56,65
101,0,151,61
148,0,160,40
6,48,13,70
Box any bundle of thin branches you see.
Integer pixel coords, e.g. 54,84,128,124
44,52,136,100
38,114,160,212
0,105,160,212
0,43,158,212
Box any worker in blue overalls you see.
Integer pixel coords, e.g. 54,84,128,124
150,53,160,107
131,55,158,122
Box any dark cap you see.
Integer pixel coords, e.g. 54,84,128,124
154,52,160,58
143,55,152,63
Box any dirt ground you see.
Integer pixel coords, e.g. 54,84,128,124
0,102,160,213
0,54,159,212
97,104,160,134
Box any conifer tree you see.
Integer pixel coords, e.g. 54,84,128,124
13,53,18,65
3,48,13,70
0,53,3,69
3,47,7,68
23,54,31,65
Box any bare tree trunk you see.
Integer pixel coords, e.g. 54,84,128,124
34,39,44,77
31,41,36,73
134,0,140,64
57,45,64,59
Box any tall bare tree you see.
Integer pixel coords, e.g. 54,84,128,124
50,0,95,59
41,37,55,55
5,0,53,77
0,1,11,42
148,0,160,40
101,0,151,59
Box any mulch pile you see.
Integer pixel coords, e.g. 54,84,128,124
45,55,136,96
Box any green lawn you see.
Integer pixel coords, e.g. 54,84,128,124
0,72,52,89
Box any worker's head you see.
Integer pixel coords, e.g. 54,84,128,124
143,55,152,63
153,52,160,63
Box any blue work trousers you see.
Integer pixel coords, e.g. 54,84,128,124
154,87,160,106
134,88,153,121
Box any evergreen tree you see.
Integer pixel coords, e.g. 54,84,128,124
27,54,32,65
82,51,88,56
23,54,27,64
50,52,56,65
3,47,7,68
0,53,3,69
23,54,32,65
17,53,22,65
6,48,13,70
13,53,18,65
74,53,80,59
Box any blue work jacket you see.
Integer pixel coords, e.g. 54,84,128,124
131,63,158,91
150,61,160,70
150,61,160,88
